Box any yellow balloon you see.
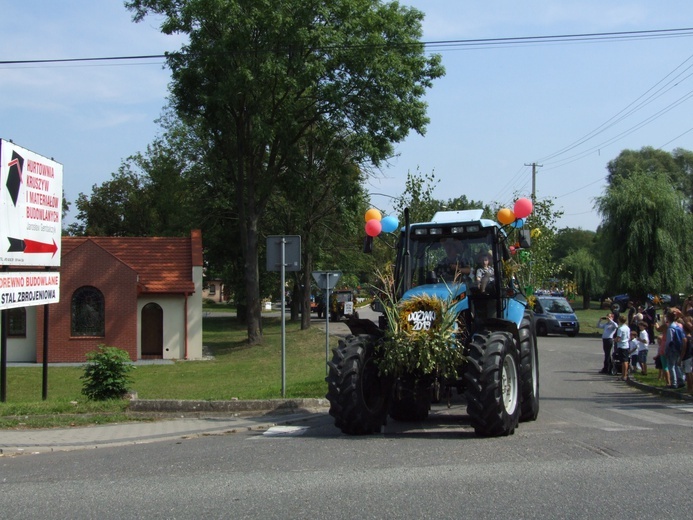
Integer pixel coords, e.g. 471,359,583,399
364,208,382,222
497,207,515,225
530,228,542,239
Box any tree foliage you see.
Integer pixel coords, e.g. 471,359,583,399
523,197,562,292
562,248,604,309
126,0,444,344
393,168,488,225
595,169,692,297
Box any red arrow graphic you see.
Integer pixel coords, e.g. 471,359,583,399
24,238,58,257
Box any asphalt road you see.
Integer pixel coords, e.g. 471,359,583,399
2,315,692,519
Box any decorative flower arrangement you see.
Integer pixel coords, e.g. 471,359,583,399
372,269,466,380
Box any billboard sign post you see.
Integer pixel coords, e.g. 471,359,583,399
0,139,63,401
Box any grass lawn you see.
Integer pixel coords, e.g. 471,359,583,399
0,314,335,428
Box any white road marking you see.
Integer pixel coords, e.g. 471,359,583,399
262,426,310,437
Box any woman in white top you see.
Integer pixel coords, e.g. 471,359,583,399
597,312,618,374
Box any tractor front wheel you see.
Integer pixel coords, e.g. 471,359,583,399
464,330,520,437
325,335,390,435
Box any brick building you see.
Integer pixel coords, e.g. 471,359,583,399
5,230,203,363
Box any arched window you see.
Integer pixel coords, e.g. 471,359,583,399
71,286,105,337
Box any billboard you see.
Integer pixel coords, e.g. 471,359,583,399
0,139,62,267
0,272,60,310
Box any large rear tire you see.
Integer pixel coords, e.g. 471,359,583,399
464,330,520,437
519,314,540,422
325,335,390,435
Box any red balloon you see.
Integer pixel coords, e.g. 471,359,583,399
365,219,382,237
513,197,533,219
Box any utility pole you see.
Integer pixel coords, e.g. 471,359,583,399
524,162,542,203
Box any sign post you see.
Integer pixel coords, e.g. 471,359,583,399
266,235,301,397
0,139,62,401
312,271,342,374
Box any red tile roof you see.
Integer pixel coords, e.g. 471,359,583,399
61,230,202,294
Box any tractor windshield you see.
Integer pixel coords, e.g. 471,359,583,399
396,228,501,291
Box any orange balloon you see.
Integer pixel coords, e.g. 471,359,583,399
497,207,515,225
364,208,382,222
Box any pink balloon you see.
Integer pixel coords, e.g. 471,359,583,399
513,197,533,219
365,219,382,237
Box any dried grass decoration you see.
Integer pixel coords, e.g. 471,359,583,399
377,293,466,380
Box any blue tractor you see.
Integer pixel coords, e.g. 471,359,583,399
325,209,539,437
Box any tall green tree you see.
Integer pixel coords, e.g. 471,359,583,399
552,228,596,265
607,146,693,212
266,125,370,328
68,132,197,238
393,169,488,225
562,248,604,309
595,169,692,298
69,165,154,237
127,0,444,344
523,197,563,292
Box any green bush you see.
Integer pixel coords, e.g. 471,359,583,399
80,345,135,400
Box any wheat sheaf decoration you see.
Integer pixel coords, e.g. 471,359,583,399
377,293,466,379
398,295,443,335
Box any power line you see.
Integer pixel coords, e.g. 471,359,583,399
537,53,693,165
2,27,692,66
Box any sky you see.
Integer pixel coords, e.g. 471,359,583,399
2,1,692,232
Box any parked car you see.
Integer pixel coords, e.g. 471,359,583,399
534,296,579,337
611,293,672,313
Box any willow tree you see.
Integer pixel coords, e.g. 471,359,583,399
562,248,603,309
126,0,444,344
595,169,692,297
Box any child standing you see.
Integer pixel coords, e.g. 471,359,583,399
628,330,639,374
637,321,649,376
615,315,631,381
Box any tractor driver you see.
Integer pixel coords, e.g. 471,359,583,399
435,238,472,282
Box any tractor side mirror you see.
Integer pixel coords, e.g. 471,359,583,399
518,229,531,248
363,236,373,253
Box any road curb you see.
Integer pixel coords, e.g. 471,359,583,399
127,398,330,415
627,379,693,401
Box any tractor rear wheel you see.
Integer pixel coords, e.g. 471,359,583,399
325,335,390,435
519,314,540,422
464,330,520,437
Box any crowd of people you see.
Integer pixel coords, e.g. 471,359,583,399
597,296,693,393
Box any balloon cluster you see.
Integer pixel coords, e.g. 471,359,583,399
496,197,533,227
364,208,399,237
497,198,534,258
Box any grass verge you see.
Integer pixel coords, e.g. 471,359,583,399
0,316,335,429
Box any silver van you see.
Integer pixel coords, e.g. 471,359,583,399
534,296,579,337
